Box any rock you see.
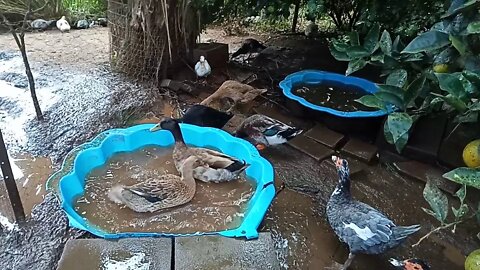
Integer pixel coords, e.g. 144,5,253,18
31,19,49,30
76,20,89,29
97,18,108,27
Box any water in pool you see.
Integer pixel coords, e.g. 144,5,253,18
292,83,378,112
74,146,255,234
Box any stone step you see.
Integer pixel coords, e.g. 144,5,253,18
175,232,280,270
288,134,334,162
57,238,172,270
304,123,346,149
341,138,378,164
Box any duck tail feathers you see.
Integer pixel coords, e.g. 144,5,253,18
225,160,250,174
279,127,303,140
392,224,421,241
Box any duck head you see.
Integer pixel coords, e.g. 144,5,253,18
389,258,430,270
331,155,351,196
150,118,184,143
199,55,206,63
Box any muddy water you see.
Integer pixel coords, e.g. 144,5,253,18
74,146,254,234
292,83,377,112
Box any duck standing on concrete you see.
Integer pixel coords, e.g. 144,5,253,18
389,258,430,270
326,156,421,270
56,16,71,32
231,38,266,60
194,55,211,78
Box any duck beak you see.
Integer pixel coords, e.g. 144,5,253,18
150,123,162,132
331,155,343,169
388,258,404,268
255,144,266,151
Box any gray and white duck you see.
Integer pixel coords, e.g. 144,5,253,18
150,118,249,183
326,156,421,270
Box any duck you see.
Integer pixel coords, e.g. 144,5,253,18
194,55,211,78
179,104,234,129
231,38,266,60
150,118,249,183
326,156,421,270
200,80,267,113
107,156,198,213
305,20,318,38
234,114,303,150
56,16,71,32
389,258,430,270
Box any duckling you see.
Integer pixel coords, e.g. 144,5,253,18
200,80,267,113
56,16,71,32
234,114,303,150
389,258,430,270
179,104,234,129
195,55,211,78
150,118,249,183
107,156,198,213
326,156,421,270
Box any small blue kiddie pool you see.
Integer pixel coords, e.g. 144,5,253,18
280,70,392,137
47,124,275,240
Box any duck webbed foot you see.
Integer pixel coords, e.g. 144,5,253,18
325,253,355,270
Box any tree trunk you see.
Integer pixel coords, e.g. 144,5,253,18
291,0,301,33
18,33,43,120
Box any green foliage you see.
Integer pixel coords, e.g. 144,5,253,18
329,0,480,153
62,0,106,16
443,167,480,189
422,181,449,225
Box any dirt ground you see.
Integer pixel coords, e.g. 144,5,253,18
0,26,476,270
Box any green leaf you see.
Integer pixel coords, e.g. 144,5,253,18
435,73,466,99
443,167,480,189
329,45,352,61
385,113,413,152
432,93,468,113
349,31,360,46
402,31,450,53
375,93,404,111
346,46,371,58
454,111,479,123
423,181,449,224
364,24,380,54
332,41,350,52
477,202,480,224
392,35,405,53
452,204,469,219
386,69,408,87
346,58,367,76
431,21,450,33
442,0,480,19
463,70,480,86
383,121,394,144
355,95,386,110
370,51,385,64
422,207,438,218
455,184,467,203
467,22,480,34
404,75,426,107
450,35,467,55
401,53,424,62
379,30,392,56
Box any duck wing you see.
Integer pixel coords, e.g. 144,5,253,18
181,105,233,128
192,148,240,169
125,177,181,203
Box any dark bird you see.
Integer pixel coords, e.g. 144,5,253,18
231,38,267,59
326,156,421,270
389,258,430,270
179,104,234,129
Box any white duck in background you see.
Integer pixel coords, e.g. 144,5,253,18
195,55,211,78
56,16,71,32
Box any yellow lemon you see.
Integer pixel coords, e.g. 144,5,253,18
433,64,449,73
463,139,480,168
465,249,480,270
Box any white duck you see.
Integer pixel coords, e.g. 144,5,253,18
56,16,71,32
194,55,211,78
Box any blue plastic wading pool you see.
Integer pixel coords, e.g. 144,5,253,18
279,70,393,118
46,124,275,239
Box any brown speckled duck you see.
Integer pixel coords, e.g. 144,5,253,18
150,118,249,183
107,156,198,212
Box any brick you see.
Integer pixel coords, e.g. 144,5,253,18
341,138,378,164
288,135,334,162
304,123,345,149
175,233,280,270
57,238,171,270
394,160,459,195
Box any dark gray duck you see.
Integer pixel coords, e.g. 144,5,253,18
326,156,421,270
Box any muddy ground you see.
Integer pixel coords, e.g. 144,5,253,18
0,26,476,270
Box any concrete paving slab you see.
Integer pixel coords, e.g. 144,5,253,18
175,233,280,270
394,160,459,195
304,123,345,149
288,135,334,162
341,138,378,164
57,238,172,270
321,158,367,177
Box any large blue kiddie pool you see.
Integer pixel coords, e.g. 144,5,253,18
47,124,275,239
280,70,393,138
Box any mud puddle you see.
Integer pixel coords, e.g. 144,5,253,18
0,153,52,222
75,146,254,234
